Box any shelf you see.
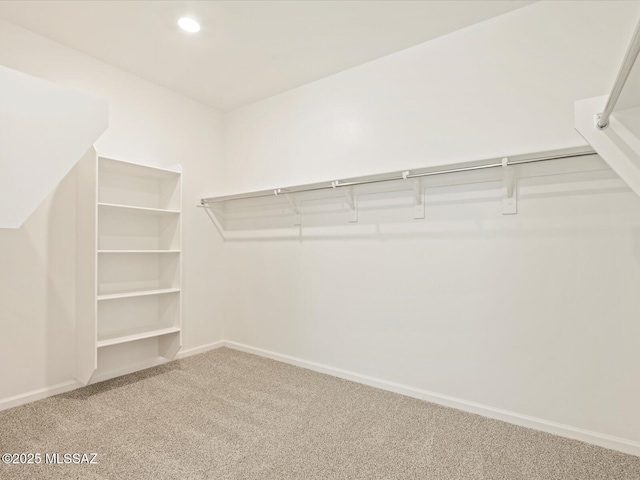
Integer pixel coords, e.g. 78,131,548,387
575,97,640,198
98,253,180,296
97,325,180,348
98,250,180,254
98,157,181,210
99,157,181,180
97,288,180,301
98,205,180,251
200,147,597,205
98,203,180,216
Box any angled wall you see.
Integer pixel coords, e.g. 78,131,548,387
0,65,108,228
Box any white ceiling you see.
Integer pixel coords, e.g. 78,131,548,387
0,1,534,111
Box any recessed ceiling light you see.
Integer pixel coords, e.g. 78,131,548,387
178,17,200,33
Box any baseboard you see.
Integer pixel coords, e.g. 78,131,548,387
3,339,638,457
0,340,226,412
222,340,640,457
0,380,81,412
176,340,226,359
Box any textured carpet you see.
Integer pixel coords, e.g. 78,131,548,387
0,347,639,480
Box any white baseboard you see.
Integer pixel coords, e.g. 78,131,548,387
222,340,640,457
0,380,81,412
176,340,225,359
3,339,639,457
0,340,226,412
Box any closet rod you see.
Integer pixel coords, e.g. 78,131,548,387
596,19,640,130
201,148,596,204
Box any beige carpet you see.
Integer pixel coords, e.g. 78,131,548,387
0,347,638,480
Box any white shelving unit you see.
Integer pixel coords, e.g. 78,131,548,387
76,154,182,384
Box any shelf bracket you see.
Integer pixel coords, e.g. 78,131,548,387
502,158,517,215
404,171,425,219
283,193,301,225
274,189,301,225
333,182,358,222
199,202,226,240
346,189,358,223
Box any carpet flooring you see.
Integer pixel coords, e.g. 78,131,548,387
0,347,639,479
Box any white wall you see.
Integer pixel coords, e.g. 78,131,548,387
0,19,226,401
220,0,640,449
221,1,640,194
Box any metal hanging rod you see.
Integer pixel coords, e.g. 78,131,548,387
200,148,597,204
596,19,640,130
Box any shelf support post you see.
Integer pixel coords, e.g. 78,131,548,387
346,189,358,223
404,171,425,219
502,158,517,215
